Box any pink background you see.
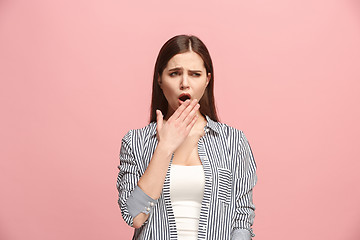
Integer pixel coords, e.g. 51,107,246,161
1,0,360,239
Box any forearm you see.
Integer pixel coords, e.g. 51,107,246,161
137,141,173,199
128,141,173,228
120,104,197,228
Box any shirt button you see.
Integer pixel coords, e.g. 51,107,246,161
150,202,154,207
146,207,150,211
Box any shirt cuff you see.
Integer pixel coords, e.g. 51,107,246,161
126,185,158,218
231,229,252,240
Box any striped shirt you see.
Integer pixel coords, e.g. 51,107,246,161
116,115,257,239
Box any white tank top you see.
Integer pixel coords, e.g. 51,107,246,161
170,163,205,240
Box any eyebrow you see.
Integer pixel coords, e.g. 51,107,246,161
168,67,203,72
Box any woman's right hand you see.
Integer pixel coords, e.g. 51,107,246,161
155,99,200,153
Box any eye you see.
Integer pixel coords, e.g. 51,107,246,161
191,72,201,77
170,71,179,77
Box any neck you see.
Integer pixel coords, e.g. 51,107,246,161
190,111,208,132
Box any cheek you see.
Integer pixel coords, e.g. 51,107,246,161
199,88,207,98
195,81,208,95
161,84,177,100
162,85,175,94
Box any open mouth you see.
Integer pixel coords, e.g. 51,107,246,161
178,93,191,104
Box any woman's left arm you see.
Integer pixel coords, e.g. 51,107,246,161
231,131,257,240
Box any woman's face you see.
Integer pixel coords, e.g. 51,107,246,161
158,51,211,119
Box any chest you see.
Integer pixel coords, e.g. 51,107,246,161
171,130,205,166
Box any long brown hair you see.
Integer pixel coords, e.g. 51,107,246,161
149,34,219,123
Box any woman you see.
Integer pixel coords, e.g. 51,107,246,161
117,35,257,240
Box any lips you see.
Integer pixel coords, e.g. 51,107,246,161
178,93,191,105
178,93,191,101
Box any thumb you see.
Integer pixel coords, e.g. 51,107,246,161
156,109,163,131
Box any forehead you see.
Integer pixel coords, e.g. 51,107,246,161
166,51,205,69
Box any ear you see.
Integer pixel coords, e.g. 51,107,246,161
206,73,211,87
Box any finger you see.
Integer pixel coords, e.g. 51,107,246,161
178,99,199,122
156,109,163,131
169,99,191,121
183,103,200,126
185,114,198,133
183,103,200,127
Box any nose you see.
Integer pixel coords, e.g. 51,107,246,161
180,74,189,89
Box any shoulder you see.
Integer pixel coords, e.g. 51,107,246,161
213,121,252,153
216,121,244,139
121,121,157,143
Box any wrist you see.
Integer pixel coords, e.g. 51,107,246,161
156,141,174,157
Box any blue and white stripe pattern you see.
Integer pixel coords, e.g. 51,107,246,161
117,115,257,239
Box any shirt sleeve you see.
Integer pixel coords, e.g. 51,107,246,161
231,130,257,239
231,228,252,240
116,130,158,227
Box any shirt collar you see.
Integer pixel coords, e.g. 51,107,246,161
149,114,220,138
